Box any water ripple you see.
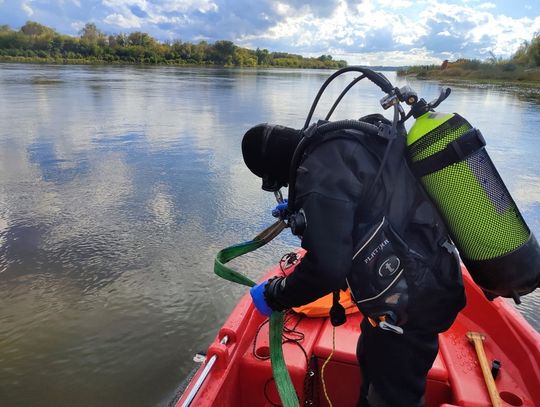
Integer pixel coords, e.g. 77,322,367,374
0,64,538,407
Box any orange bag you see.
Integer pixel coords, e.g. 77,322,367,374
292,288,358,318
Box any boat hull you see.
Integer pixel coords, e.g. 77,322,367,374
175,258,540,407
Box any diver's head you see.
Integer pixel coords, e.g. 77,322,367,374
242,124,303,192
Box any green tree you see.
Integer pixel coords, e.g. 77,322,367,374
526,34,540,66
107,35,118,48
512,40,530,65
20,21,53,36
0,20,348,69
256,48,271,65
63,36,81,54
80,23,99,42
114,33,128,47
193,41,209,63
234,47,257,66
212,40,236,65
511,34,540,67
127,32,156,47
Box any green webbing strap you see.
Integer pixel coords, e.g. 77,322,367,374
269,311,300,407
214,220,299,407
214,220,286,286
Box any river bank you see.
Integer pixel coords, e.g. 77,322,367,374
398,64,540,88
0,55,344,69
398,68,540,102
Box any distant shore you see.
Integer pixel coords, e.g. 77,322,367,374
398,63,540,90
0,22,347,70
0,56,344,70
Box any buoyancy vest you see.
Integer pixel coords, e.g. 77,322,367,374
288,116,458,331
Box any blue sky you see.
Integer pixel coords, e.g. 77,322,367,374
1,0,539,65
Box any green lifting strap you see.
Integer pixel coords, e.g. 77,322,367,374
214,220,300,407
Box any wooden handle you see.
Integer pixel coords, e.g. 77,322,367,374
466,332,502,407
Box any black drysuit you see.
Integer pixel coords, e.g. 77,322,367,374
269,124,466,406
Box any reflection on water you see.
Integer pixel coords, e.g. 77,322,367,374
0,64,539,406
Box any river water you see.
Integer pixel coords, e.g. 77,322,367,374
0,64,538,407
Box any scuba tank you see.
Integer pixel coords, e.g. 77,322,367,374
405,97,540,302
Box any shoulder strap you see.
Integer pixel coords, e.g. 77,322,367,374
287,120,379,213
362,137,395,200
360,121,406,210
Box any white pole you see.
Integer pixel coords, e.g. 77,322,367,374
180,336,229,407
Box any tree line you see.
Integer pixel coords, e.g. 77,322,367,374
398,33,540,82
0,21,347,69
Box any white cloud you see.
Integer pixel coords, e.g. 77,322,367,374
241,1,431,64
104,12,142,28
375,0,415,8
101,0,145,8
478,2,496,9
249,2,368,46
70,21,85,32
241,1,474,64
99,0,219,30
274,2,290,15
89,0,540,65
403,1,540,62
21,2,33,16
160,0,218,13
101,0,219,14
468,14,540,57
334,48,444,66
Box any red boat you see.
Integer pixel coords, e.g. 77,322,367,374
175,253,540,407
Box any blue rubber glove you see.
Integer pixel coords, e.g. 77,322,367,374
250,280,273,316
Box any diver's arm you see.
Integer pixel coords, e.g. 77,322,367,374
269,194,356,308
267,139,364,309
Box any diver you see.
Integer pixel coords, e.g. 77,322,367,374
241,115,466,406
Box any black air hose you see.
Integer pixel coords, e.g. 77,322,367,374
317,119,379,136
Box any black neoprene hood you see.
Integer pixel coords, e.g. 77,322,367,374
241,124,303,191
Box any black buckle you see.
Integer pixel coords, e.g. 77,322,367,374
330,291,346,326
377,123,396,140
449,128,486,160
439,238,456,254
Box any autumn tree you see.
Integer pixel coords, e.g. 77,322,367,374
20,21,54,36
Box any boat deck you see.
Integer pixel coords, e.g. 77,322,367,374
177,265,540,407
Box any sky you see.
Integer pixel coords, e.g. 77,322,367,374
1,0,540,66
